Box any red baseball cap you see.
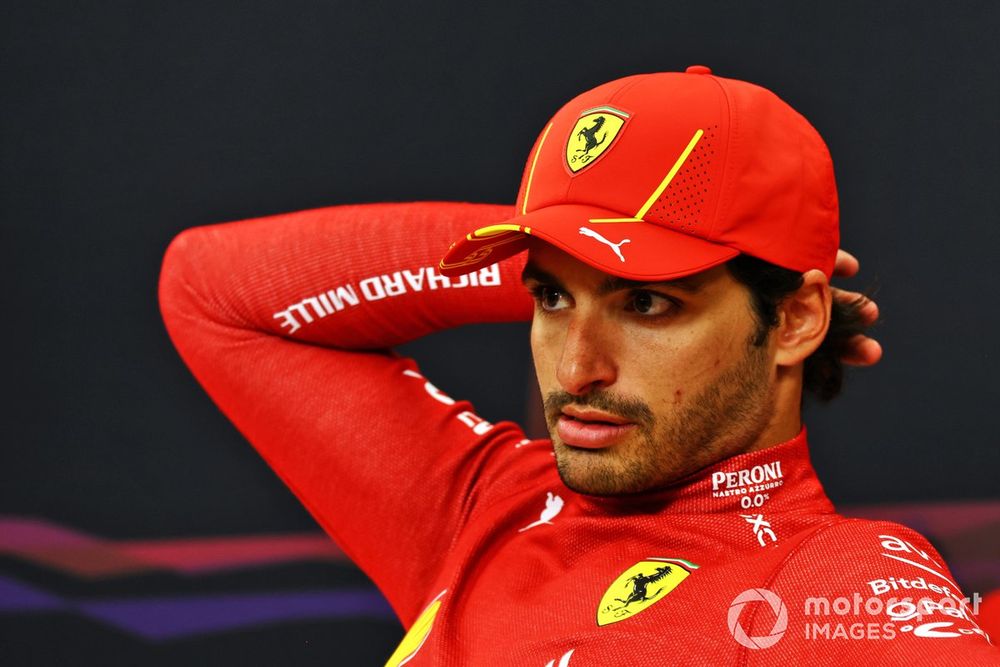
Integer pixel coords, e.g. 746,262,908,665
439,66,839,280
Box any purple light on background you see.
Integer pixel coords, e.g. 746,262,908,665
78,589,394,640
0,573,394,641
0,575,67,612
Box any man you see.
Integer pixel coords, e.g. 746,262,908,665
159,67,997,664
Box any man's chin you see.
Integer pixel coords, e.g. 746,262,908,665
552,440,697,496
553,444,654,496
556,470,659,497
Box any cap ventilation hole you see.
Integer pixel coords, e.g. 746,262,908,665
647,125,717,232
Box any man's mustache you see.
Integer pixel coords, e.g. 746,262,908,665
543,390,655,429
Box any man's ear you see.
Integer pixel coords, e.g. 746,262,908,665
774,270,831,367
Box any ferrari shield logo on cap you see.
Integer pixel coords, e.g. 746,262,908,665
596,558,698,626
565,106,629,173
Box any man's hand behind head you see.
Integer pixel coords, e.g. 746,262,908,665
832,249,882,367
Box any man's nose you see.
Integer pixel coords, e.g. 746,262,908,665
556,316,617,396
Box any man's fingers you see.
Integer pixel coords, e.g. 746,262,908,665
831,287,879,325
857,296,879,326
842,335,883,367
832,249,881,367
833,249,859,278
853,293,879,326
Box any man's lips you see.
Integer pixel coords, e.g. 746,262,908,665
556,409,635,449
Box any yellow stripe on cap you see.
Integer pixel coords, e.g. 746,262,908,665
521,122,554,216
472,224,524,238
633,129,704,220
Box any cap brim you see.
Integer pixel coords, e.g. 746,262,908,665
439,203,739,281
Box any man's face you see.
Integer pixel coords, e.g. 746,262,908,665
524,241,780,496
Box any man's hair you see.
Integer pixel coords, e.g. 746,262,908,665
725,255,873,401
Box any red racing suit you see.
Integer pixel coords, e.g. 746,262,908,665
158,202,999,666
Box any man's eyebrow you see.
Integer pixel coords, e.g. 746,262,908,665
521,260,707,295
597,274,707,296
521,262,562,287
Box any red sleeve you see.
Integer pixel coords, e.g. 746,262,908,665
157,201,537,624
751,519,1000,665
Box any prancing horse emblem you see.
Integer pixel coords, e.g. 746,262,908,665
579,227,631,262
596,558,698,626
615,566,672,609
565,108,628,173
572,116,607,164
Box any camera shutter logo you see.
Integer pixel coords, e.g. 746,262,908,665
727,588,788,649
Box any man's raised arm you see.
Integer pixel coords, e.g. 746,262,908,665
158,201,536,624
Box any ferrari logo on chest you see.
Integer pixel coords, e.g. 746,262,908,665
566,107,629,173
596,558,698,626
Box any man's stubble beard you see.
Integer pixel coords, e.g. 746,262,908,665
544,336,774,496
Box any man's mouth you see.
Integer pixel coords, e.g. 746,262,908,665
556,408,636,449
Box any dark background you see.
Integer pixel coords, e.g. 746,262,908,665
3,1,998,664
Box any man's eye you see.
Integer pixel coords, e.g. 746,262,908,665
626,290,675,316
533,286,569,311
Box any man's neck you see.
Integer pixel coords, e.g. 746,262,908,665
744,366,803,454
